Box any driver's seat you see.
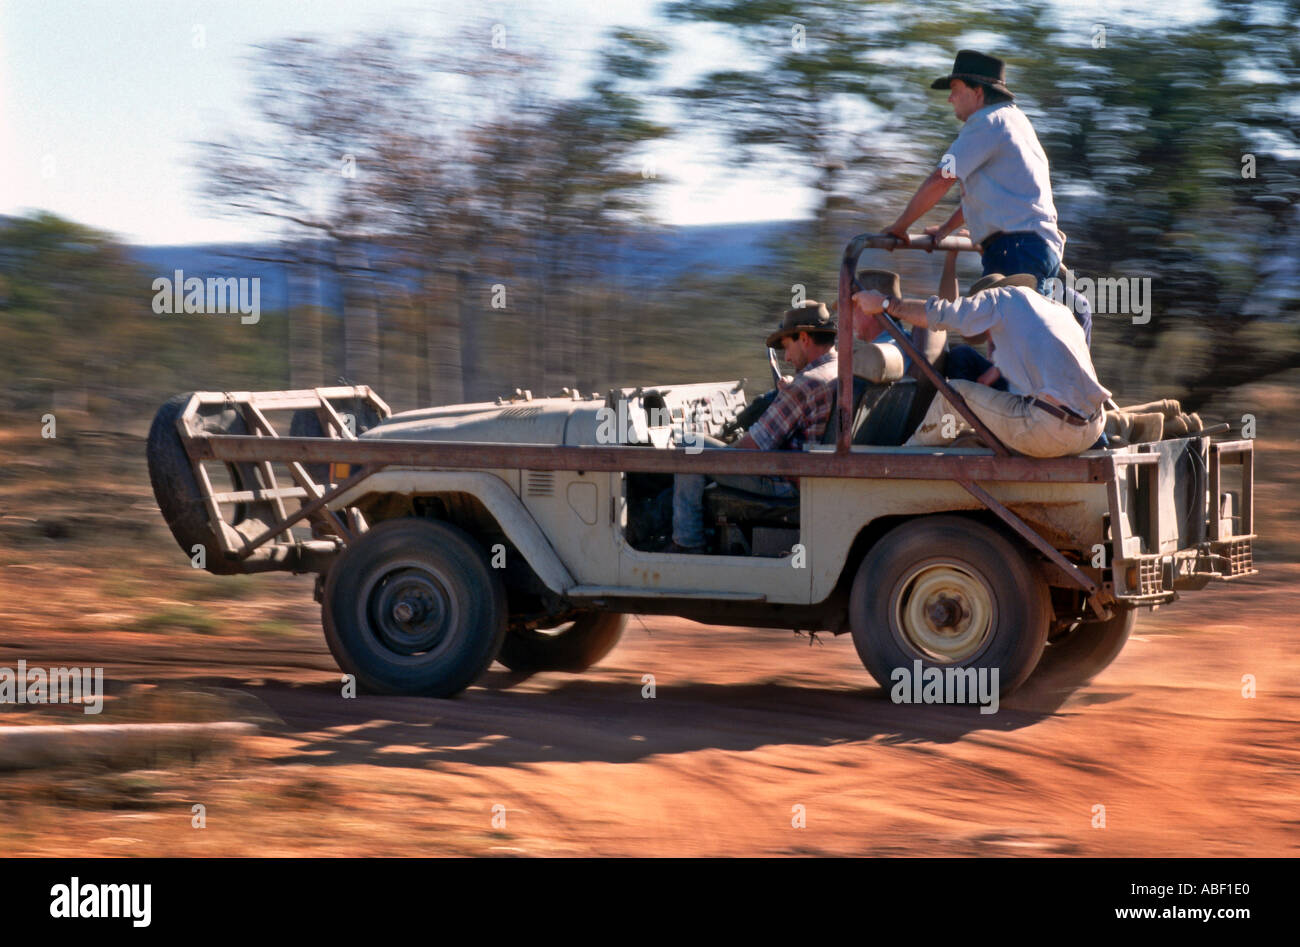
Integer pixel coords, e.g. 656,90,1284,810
820,340,908,445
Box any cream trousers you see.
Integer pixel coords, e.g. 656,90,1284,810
904,379,1105,457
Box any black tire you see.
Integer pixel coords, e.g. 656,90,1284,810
1033,605,1136,686
320,518,506,696
147,393,276,574
849,515,1051,697
497,613,627,672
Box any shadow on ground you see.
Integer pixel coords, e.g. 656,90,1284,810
150,664,1119,770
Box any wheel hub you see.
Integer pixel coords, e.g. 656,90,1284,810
894,563,994,663
392,598,420,623
926,596,965,628
367,568,453,655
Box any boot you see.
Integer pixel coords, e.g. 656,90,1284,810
1106,410,1164,445
1121,399,1181,419
1163,412,1203,438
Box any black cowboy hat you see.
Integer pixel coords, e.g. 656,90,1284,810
931,50,1014,98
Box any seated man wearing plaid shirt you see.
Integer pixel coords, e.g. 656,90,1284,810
666,301,838,554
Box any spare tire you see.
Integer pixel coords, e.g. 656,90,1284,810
147,393,277,574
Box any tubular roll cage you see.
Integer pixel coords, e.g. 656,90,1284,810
177,233,1256,612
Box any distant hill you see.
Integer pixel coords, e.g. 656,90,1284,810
128,220,807,313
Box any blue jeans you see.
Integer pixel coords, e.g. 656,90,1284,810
672,472,797,548
980,231,1060,295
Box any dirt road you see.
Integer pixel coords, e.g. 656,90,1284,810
1,549,1295,857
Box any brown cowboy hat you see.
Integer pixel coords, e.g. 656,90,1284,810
855,268,903,299
931,50,1014,98
967,272,1037,295
766,300,836,349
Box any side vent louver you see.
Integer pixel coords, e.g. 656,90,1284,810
525,471,555,497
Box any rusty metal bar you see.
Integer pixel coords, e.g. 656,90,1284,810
859,232,982,253
191,460,233,556
315,391,359,440
238,403,291,524
192,433,1112,483
956,478,1099,594
837,232,1011,457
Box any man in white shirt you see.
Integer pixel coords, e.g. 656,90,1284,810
883,51,1079,334
852,272,1110,458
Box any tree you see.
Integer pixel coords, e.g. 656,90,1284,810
197,26,673,406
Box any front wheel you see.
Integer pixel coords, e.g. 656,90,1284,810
849,516,1051,698
497,613,627,672
321,518,506,696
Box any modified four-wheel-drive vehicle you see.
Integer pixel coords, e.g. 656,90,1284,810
147,234,1257,701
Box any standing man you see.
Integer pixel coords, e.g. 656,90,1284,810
883,50,1074,327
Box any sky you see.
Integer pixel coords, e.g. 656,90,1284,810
1,0,1219,246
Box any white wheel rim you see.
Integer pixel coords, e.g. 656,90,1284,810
893,562,994,663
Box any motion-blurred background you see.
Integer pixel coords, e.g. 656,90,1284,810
3,0,1296,421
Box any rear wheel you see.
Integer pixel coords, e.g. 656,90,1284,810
849,516,1051,697
321,518,506,696
497,613,627,672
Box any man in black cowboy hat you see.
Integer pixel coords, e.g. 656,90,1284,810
665,300,839,553
851,271,1109,457
882,50,1074,328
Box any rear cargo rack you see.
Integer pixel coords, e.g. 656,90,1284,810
1105,437,1257,603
